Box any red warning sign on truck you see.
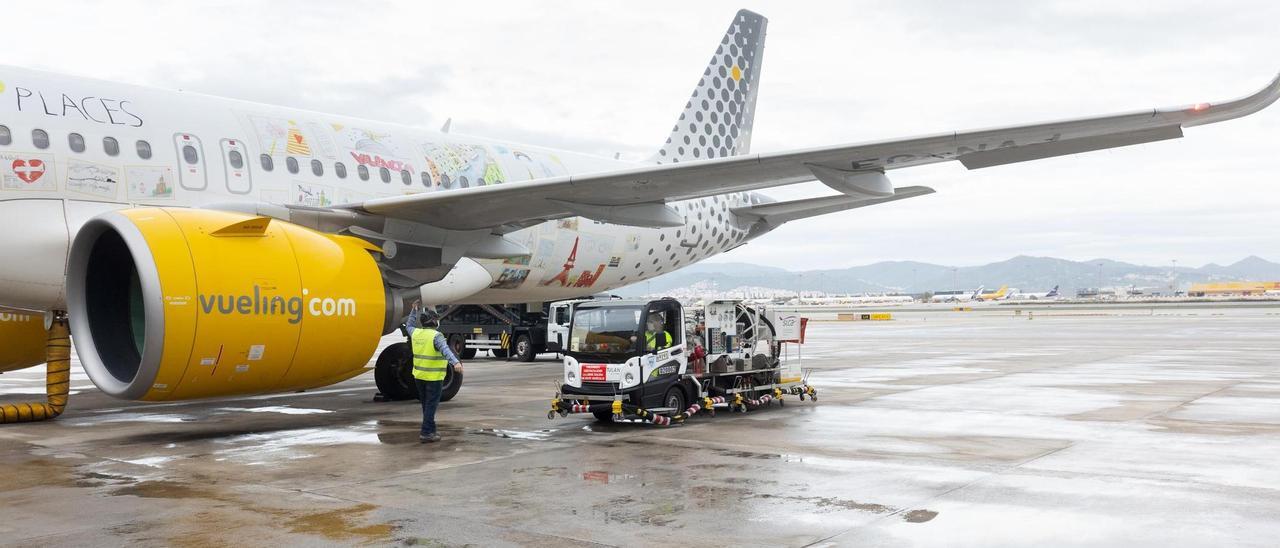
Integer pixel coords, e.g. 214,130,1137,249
580,364,607,382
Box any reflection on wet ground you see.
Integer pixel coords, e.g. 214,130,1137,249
2,306,1279,545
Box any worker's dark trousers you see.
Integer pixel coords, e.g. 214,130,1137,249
415,379,443,436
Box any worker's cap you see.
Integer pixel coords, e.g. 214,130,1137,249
419,312,441,327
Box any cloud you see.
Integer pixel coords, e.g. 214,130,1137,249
4,0,1277,269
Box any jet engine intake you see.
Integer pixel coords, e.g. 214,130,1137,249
66,208,393,401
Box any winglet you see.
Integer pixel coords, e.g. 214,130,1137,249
1164,71,1280,127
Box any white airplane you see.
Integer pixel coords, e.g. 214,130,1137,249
0,9,1276,404
1012,285,1061,300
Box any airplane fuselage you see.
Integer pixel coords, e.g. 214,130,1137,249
0,66,768,311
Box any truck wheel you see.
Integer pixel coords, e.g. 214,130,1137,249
592,409,615,423
440,363,463,402
448,334,477,360
513,334,535,362
663,385,687,413
374,342,416,401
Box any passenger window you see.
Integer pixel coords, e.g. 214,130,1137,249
357,164,369,181
379,167,391,183
311,159,323,176
229,150,244,169
32,129,49,149
103,137,119,156
136,140,152,159
69,133,86,153
0,125,10,146
260,154,274,171
420,171,432,187
286,157,299,174
182,145,199,165
335,162,347,179
400,170,411,185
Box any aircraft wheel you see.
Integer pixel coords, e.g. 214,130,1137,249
374,342,416,401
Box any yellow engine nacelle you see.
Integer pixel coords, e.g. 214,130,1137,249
66,208,396,401
0,308,46,373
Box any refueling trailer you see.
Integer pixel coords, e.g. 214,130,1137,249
549,298,815,425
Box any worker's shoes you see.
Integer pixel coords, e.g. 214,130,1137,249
419,433,441,443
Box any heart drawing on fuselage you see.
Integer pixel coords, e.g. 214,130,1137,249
12,159,45,184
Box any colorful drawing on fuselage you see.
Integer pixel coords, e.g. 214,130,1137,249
421,141,505,189
248,116,292,157
294,182,332,207
65,159,118,199
490,267,530,290
539,233,613,288
125,166,173,199
492,145,568,181
1,152,56,191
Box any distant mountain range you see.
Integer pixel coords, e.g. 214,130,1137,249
614,255,1280,297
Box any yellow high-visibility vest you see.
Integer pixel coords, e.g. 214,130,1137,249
411,328,448,381
646,331,672,351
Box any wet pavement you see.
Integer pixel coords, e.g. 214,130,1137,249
2,305,1279,546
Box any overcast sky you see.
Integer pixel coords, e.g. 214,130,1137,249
7,1,1278,269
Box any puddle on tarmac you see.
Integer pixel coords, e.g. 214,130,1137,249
903,509,939,523
470,428,555,441
284,503,395,543
106,479,397,544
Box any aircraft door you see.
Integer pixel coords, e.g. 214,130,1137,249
220,139,252,194
173,133,208,191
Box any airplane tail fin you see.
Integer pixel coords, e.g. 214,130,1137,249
651,10,767,164
1046,285,1059,297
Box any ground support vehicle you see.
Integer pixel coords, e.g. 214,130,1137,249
548,298,816,425
435,297,616,362
373,297,610,402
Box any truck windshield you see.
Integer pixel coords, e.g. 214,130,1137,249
569,306,642,355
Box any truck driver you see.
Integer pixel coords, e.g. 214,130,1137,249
644,313,673,352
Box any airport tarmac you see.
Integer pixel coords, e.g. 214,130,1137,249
2,305,1279,546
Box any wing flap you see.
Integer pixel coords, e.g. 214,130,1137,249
959,124,1183,169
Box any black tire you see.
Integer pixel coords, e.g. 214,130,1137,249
440,363,463,402
513,334,535,362
373,342,416,401
592,409,615,422
663,384,687,413
448,333,476,360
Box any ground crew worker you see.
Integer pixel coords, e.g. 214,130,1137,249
405,305,462,443
644,314,673,351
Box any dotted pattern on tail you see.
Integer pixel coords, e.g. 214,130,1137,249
655,10,767,164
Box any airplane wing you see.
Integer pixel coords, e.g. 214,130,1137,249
351,73,1280,231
